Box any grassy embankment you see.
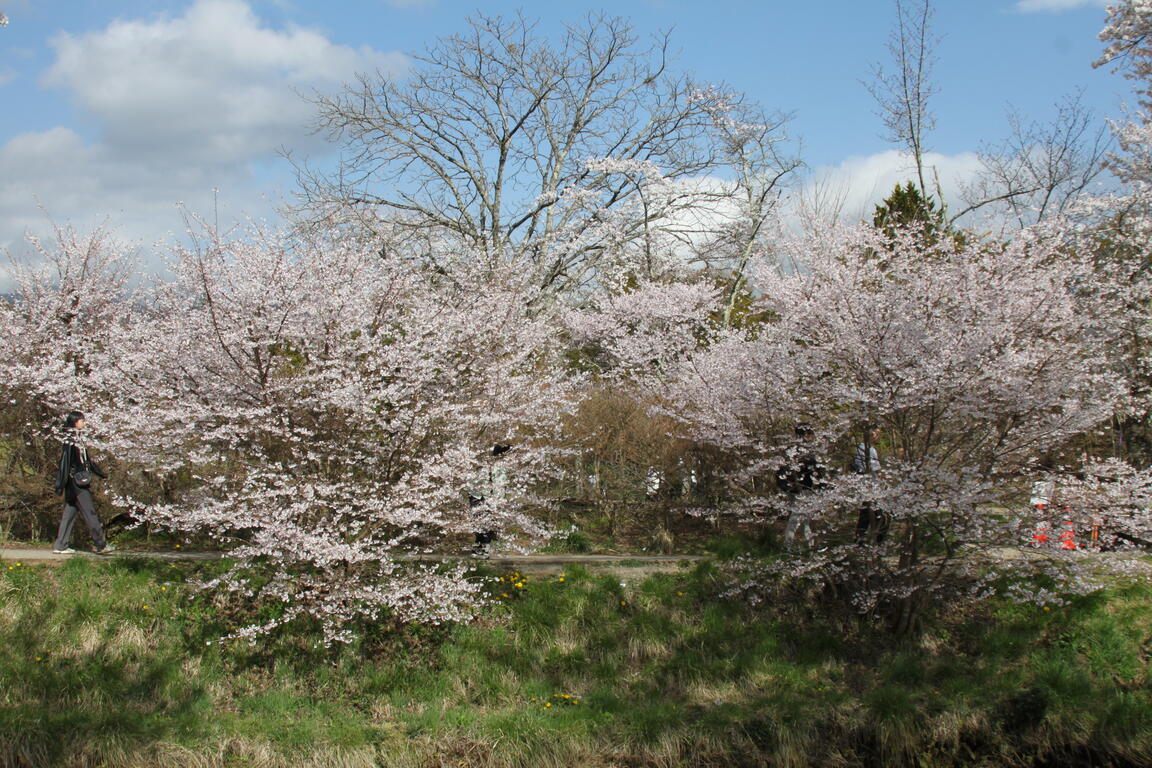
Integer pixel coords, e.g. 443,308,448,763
0,554,1149,768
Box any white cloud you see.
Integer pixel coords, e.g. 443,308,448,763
790,149,985,227
608,151,988,268
42,0,405,164
0,125,283,260
1015,0,1109,13
0,0,405,283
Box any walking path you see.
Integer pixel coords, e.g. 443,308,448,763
0,547,223,563
0,546,709,576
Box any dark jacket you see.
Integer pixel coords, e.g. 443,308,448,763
55,437,106,502
776,452,826,494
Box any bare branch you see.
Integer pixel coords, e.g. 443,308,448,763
864,0,939,197
956,92,1112,229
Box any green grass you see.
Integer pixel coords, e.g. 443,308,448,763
0,555,1149,767
539,525,594,553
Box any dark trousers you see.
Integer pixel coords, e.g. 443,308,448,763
54,488,106,551
468,495,497,553
854,503,889,546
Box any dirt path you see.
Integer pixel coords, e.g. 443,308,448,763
0,546,709,576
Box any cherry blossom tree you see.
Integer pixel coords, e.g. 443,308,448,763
1096,1,1152,108
0,224,140,537
1076,0,1152,460
573,217,1149,633
1094,1,1152,192
66,220,582,644
0,223,138,410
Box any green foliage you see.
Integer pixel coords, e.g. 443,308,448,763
542,525,594,553
870,181,972,252
706,530,781,559
873,182,946,235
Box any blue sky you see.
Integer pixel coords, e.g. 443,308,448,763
0,0,1131,278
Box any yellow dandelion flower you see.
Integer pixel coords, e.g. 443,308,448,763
558,576,565,582
544,702,552,708
514,582,524,588
161,586,167,591
35,657,41,662
502,593,510,598
620,600,627,607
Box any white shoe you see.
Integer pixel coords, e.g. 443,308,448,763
95,544,115,554
52,548,76,554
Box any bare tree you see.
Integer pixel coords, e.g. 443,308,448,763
793,170,852,233
683,90,803,327
953,93,1112,229
292,13,798,297
865,0,938,198
866,2,1109,231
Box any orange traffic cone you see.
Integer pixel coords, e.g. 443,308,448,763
1060,520,1077,550
1033,519,1050,547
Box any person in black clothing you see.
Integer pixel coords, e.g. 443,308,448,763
777,424,825,552
468,443,512,556
852,425,889,545
53,411,112,554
